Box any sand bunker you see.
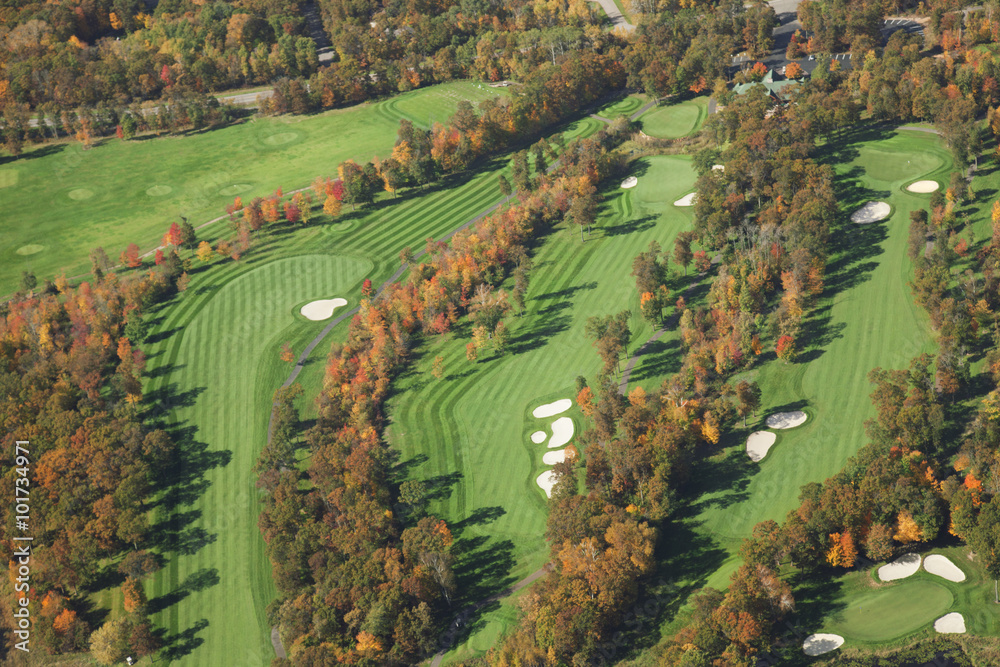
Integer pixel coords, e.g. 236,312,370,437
536,470,558,498
803,634,844,656
549,417,574,448
746,431,777,462
544,449,572,465
68,188,94,200
15,244,45,256
924,554,965,582
934,612,966,634
878,553,921,581
766,411,807,429
674,192,697,207
621,176,638,189
146,185,172,196
851,201,891,224
532,399,572,419
530,431,546,444
907,180,939,193
300,298,348,321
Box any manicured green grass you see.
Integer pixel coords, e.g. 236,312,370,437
386,155,698,663
826,579,953,642
773,545,1000,666
145,253,373,666
597,95,645,119
139,148,532,664
373,80,509,129
648,128,954,645
0,82,496,298
639,98,709,139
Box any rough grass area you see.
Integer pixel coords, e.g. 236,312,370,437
0,82,499,298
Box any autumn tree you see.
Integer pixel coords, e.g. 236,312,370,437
674,232,694,276
280,342,295,363
776,335,796,363
120,243,142,269
735,380,762,426
432,356,445,379
196,241,215,263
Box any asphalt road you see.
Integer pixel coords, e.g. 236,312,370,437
593,0,635,32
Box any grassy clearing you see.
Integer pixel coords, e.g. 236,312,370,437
0,82,497,298
388,155,698,663
639,97,709,139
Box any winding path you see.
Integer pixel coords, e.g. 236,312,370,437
618,324,669,394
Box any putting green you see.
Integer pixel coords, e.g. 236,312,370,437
826,579,953,641
631,155,698,207
855,145,944,184
146,184,173,196
68,187,94,200
641,100,705,138
218,183,254,196
15,244,45,256
260,132,300,146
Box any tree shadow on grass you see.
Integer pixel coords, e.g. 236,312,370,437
425,471,463,502
147,568,221,615
604,214,657,237
448,535,517,639
681,441,757,514
786,569,847,638
611,523,728,662
508,309,571,356
629,337,683,383
452,506,506,536
158,618,209,661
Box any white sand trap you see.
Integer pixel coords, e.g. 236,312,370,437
543,449,573,465
851,201,891,224
907,180,939,193
530,431,546,444
878,553,921,581
924,555,966,582
766,411,807,429
803,634,844,656
300,298,348,321
621,176,638,189
934,612,966,634
549,417,574,448
674,192,697,207
746,431,777,462
532,399,572,419
536,470,558,498
712,164,725,171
